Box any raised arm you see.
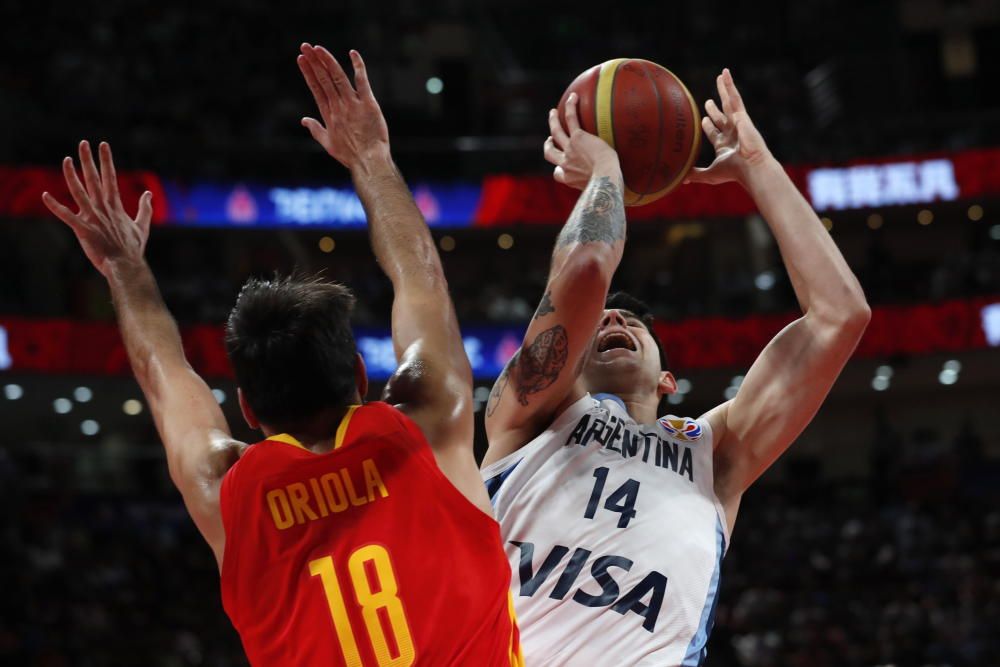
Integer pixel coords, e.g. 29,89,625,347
296,45,487,506
42,141,241,566
689,71,871,522
482,96,626,466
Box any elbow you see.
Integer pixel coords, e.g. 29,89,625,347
842,292,872,335
561,244,620,292
816,292,871,341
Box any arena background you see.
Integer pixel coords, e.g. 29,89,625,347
2,1,1000,665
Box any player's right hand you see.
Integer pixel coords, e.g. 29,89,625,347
543,93,619,190
41,140,152,278
297,44,391,170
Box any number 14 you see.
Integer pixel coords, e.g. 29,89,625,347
584,467,640,528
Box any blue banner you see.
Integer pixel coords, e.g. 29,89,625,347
163,181,480,228
355,326,525,381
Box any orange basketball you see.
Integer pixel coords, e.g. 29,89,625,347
558,59,701,206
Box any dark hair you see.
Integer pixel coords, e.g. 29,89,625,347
225,274,357,428
605,292,669,371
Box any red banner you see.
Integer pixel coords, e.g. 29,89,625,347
0,166,171,224
1,297,997,379
656,296,998,371
473,146,1000,226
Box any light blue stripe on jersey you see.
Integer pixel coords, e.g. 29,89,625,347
681,515,726,666
592,392,627,411
484,460,521,506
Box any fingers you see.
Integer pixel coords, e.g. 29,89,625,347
98,142,123,213
701,116,724,146
301,116,329,148
548,108,570,148
62,155,94,215
349,50,375,101
716,72,731,116
78,140,104,210
297,51,331,119
563,92,581,134
553,165,567,185
543,136,565,166
136,190,153,237
315,45,356,101
41,191,81,227
301,44,340,109
721,68,745,114
705,99,727,131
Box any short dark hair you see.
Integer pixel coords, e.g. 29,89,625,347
225,274,357,428
605,292,669,371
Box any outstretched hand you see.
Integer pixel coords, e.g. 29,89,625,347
686,69,772,187
543,93,620,190
297,44,390,170
41,140,152,277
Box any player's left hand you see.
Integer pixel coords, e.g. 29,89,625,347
41,140,152,277
685,69,772,187
298,44,391,171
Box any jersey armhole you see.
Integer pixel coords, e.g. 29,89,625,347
695,416,732,552
218,459,244,625
481,393,597,480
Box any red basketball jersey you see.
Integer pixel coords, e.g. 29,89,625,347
219,401,522,666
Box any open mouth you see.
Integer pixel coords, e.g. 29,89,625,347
597,331,636,353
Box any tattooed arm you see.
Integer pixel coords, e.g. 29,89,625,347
483,95,626,466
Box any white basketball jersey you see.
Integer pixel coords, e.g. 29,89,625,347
483,393,729,666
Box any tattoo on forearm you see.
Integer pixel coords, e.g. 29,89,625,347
533,290,555,319
485,324,570,415
514,325,568,405
556,176,626,248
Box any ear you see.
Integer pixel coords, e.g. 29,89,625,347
354,352,369,402
237,388,260,430
656,370,677,397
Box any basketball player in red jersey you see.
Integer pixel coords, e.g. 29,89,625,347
41,45,522,667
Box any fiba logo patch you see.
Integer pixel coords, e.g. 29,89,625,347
658,416,702,442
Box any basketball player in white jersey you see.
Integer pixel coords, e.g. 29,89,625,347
482,69,871,665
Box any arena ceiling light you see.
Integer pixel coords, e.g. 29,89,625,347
53,398,73,414
754,271,776,291
123,399,143,416
74,386,93,403
80,420,100,436
938,359,961,386
3,384,23,400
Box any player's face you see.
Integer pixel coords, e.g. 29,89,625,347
580,309,666,398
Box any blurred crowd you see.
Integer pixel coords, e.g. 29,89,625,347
3,440,998,667
1,208,997,326
4,1,999,180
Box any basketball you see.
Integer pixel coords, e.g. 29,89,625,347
558,59,701,206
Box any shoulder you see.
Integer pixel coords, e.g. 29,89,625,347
697,400,731,451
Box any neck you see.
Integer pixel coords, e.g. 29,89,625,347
261,403,357,450
596,389,660,424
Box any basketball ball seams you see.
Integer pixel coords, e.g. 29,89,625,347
636,60,666,206
632,60,701,201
